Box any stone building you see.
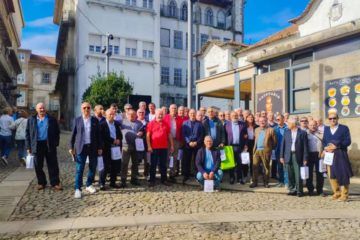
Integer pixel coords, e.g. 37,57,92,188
197,0,360,174
16,49,60,115
0,0,24,109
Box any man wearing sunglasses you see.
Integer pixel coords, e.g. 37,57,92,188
69,102,103,199
323,113,353,201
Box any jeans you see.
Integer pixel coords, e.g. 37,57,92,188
150,149,168,183
16,140,26,159
0,135,12,158
34,141,60,186
74,145,97,190
196,169,223,187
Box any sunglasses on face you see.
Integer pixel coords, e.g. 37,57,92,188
300,120,308,123
83,107,90,110
328,118,337,120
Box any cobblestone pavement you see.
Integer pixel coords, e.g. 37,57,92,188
1,218,360,240
3,133,360,239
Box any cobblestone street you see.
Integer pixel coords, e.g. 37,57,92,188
1,132,360,239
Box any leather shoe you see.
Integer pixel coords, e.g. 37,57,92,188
130,179,141,186
249,183,257,188
148,182,155,187
287,191,297,196
110,183,121,189
297,192,304,197
182,177,189,185
53,184,63,191
37,185,46,190
161,181,172,186
229,178,235,185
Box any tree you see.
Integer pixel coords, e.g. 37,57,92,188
82,72,133,110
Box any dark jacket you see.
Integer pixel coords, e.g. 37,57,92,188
120,119,144,149
195,147,221,174
182,120,204,149
25,114,60,153
280,128,308,164
69,116,102,155
224,121,248,150
100,120,122,150
202,117,225,147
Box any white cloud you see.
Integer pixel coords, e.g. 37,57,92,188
27,16,54,28
260,8,296,27
21,31,58,56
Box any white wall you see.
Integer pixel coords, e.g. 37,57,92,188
298,0,360,37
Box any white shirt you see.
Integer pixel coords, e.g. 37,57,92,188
308,132,319,152
291,129,298,151
330,124,339,135
231,122,240,144
83,116,91,144
107,120,116,140
0,115,14,136
170,117,176,138
148,113,155,121
318,125,324,134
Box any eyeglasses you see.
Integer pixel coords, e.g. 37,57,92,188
328,118,337,120
276,119,281,121
125,108,132,110
138,112,145,114
82,107,90,110
300,120,308,123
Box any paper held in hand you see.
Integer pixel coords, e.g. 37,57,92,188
169,156,174,168
204,180,214,192
220,150,226,161
111,146,122,160
97,156,104,172
135,138,145,151
241,152,250,165
319,159,326,173
177,149,183,161
26,154,34,169
324,152,334,166
300,166,309,180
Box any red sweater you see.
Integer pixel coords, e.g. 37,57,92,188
163,114,186,142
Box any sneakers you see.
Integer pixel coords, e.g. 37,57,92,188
1,156,8,166
85,185,96,194
74,189,82,199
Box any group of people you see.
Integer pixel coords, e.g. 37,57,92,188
0,101,353,202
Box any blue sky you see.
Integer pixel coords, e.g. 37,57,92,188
21,0,309,56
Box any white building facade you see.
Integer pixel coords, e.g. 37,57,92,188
55,0,244,124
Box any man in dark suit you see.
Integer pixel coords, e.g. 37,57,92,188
202,107,225,149
280,118,308,197
100,109,122,189
224,111,248,184
26,102,62,191
69,102,103,199
182,109,204,184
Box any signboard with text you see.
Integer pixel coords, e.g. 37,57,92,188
256,90,283,114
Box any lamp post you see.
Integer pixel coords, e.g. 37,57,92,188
187,0,194,108
102,33,114,76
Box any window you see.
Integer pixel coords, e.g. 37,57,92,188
132,48,137,56
174,31,183,49
143,50,148,58
126,0,136,6
109,45,113,54
194,6,201,24
114,46,119,55
292,51,313,66
160,28,170,47
174,68,182,86
217,10,226,29
212,36,220,40
200,34,209,47
17,73,26,84
143,0,153,8
142,49,153,59
205,8,213,26
289,67,311,113
41,73,51,84
161,67,170,84
269,58,290,71
315,37,360,60
180,3,187,21
126,48,131,56
18,53,25,62
223,38,231,42
168,0,177,18
17,90,26,107
89,45,95,53
95,46,101,53
148,50,153,58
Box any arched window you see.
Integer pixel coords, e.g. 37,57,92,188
217,10,226,29
205,8,213,26
180,2,187,21
194,6,202,24
168,0,177,18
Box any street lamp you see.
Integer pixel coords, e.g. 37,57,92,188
102,33,114,76
187,0,195,108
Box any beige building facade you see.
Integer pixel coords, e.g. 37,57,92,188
0,0,24,108
17,49,60,115
197,0,360,175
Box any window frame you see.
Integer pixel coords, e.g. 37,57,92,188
173,30,183,49
288,64,311,114
41,72,51,84
174,68,182,87
205,8,213,26
161,67,170,85
180,3,187,21
160,28,171,47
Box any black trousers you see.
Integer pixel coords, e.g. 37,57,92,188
230,146,248,181
306,152,324,194
182,147,199,178
150,149,167,183
34,141,60,186
100,150,122,185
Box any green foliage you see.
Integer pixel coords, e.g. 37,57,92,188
82,72,133,110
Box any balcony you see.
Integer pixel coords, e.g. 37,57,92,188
59,57,75,75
